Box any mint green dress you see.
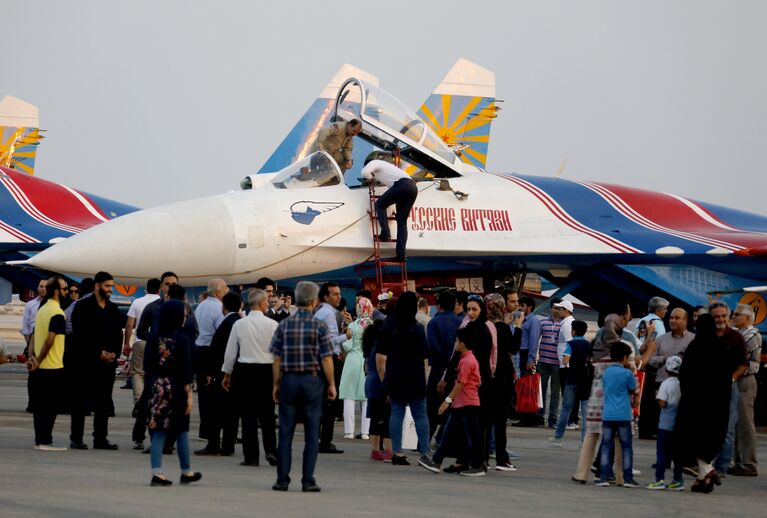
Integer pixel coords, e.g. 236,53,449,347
339,321,367,401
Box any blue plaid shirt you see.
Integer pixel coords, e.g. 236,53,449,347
270,308,333,373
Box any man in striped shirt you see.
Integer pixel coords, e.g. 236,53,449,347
533,299,563,428
270,281,336,493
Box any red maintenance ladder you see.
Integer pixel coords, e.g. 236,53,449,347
356,150,408,296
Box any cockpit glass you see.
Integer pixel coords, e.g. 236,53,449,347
363,86,425,143
271,152,342,189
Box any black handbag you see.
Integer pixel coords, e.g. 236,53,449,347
577,341,595,401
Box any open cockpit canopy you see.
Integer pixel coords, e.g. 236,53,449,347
334,78,463,178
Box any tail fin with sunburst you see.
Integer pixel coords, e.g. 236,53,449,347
0,96,44,176
417,58,498,170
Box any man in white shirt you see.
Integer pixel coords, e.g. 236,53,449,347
221,288,278,466
361,153,418,262
553,300,576,427
20,279,47,356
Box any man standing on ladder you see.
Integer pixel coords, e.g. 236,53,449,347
362,152,418,262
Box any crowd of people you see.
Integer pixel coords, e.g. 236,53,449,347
19,272,763,492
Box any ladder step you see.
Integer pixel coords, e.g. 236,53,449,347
379,261,405,266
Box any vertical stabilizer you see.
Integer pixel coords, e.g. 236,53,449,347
0,96,43,175
418,58,497,169
258,65,379,173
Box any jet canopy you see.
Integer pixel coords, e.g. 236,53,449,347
334,78,463,178
271,151,343,189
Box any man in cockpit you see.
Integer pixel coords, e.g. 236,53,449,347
361,152,418,262
310,119,362,172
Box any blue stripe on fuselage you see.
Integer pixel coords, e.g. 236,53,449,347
694,200,767,234
509,174,718,254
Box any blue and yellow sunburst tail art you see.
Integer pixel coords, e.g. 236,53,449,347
0,95,44,176
417,58,498,170
0,126,43,175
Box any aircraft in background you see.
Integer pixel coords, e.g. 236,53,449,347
12,60,767,333
0,95,138,302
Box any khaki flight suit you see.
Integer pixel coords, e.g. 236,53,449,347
310,121,355,172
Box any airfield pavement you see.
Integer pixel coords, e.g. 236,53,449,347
0,349,765,518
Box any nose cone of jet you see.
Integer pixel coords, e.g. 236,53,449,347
28,196,237,283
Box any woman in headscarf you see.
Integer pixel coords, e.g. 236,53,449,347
675,313,732,493
375,291,430,465
340,296,373,440
484,293,518,471
143,300,201,486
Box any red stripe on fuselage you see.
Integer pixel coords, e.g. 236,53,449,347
595,183,767,249
0,166,107,230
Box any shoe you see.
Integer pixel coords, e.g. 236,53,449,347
180,472,202,484
240,460,259,466
666,479,684,491
712,470,723,486
391,454,409,465
623,479,639,488
377,233,391,242
132,441,143,451
219,450,234,457
571,476,586,484
507,450,521,460
646,480,665,490
702,472,716,494
142,447,151,454
418,455,441,473
608,476,617,485
548,437,563,447
150,475,172,487
69,441,88,450
442,464,465,474
35,443,67,452
370,450,384,461
566,423,580,430
318,443,344,454
302,483,321,492
727,465,758,477
496,462,517,472
595,479,611,487
632,468,642,476
194,447,220,456
265,453,278,466
344,433,354,439
460,467,487,477
488,452,496,459
272,482,289,491
393,255,406,263
360,434,369,440
120,380,133,389
93,441,119,450
381,450,393,463
690,479,704,493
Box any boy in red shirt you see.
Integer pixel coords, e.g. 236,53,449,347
419,327,485,476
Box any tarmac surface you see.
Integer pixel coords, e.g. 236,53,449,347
0,362,765,518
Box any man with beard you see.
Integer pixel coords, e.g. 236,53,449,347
71,271,125,449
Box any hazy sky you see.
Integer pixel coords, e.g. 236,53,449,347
5,1,766,213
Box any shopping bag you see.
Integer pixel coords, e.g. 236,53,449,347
515,373,543,413
401,405,418,450
633,370,645,418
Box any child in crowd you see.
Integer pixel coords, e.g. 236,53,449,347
419,326,485,476
646,355,684,490
550,320,590,445
596,342,639,488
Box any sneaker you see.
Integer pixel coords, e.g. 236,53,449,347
507,450,521,460
381,450,393,463
418,456,441,473
632,468,642,476
343,433,354,439
370,450,384,461
459,467,487,477
442,464,465,474
132,441,144,450
361,434,369,440
548,437,563,447
623,479,640,488
566,423,580,430
595,479,611,487
666,479,684,491
391,454,410,466
488,452,496,459
35,443,67,452
727,465,758,477
495,461,517,472
645,480,666,490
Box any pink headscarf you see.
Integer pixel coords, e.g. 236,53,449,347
355,297,374,329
